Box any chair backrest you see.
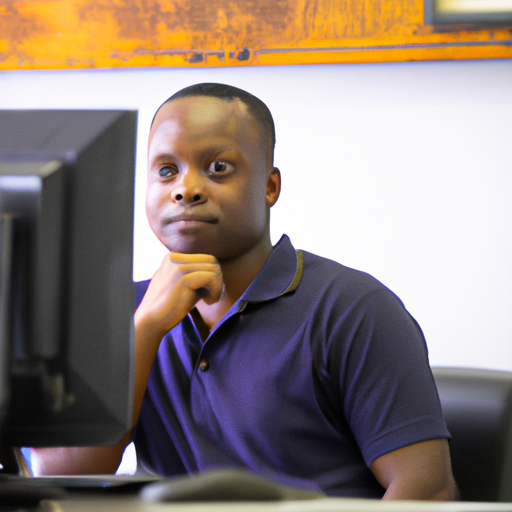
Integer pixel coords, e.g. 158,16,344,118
432,367,512,502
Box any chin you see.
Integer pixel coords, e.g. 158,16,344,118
161,230,266,261
163,236,218,256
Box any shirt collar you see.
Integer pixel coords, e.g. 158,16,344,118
240,234,304,303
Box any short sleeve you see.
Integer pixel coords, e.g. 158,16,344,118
324,287,450,466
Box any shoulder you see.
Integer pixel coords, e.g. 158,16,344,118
299,249,402,308
295,250,425,359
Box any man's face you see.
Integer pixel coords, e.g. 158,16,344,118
146,95,280,260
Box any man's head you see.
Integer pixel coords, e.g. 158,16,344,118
151,83,276,164
146,83,281,261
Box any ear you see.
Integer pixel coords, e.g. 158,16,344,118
266,167,281,208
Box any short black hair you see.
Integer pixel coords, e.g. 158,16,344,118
152,83,276,159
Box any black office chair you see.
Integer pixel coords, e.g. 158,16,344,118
432,367,512,502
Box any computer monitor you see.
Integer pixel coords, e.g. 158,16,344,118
0,110,136,454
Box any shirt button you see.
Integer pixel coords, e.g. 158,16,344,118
198,360,209,372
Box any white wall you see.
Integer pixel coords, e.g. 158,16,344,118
1,60,511,371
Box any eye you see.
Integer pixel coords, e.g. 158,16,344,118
158,165,177,178
208,160,234,174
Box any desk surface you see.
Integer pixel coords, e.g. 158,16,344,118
40,496,512,512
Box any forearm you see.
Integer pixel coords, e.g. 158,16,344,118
30,444,128,476
130,311,169,426
382,473,458,501
371,439,458,501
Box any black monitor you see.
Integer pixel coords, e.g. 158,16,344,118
0,110,136,457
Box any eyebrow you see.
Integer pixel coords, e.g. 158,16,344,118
150,145,241,164
150,153,177,165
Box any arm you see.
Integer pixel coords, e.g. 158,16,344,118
31,252,223,476
370,439,458,500
325,285,456,500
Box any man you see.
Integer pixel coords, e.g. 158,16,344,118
33,83,457,500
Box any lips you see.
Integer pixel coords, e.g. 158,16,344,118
164,213,218,224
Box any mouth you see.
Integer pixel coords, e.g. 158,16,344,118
164,213,218,225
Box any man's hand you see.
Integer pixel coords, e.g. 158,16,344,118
135,252,223,339
131,251,223,431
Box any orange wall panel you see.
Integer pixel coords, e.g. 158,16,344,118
0,0,511,70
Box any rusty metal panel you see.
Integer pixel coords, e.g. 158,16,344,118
0,0,511,70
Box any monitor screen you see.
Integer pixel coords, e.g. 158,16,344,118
0,110,136,450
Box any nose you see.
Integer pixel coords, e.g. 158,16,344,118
172,169,207,205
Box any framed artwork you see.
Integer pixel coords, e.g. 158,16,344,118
425,0,512,26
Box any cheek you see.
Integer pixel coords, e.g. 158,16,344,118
145,185,164,227
233,182,268,226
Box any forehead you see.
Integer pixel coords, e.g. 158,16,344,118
148,96,263,152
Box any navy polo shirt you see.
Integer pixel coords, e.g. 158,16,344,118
134,235,450,498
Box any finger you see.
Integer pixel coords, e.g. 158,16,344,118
168,252,219,265
181,271,222,299
196,276,224,305
152,259,220,286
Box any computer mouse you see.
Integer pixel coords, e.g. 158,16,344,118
139,468,324,502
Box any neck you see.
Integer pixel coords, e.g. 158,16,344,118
195,237,273,334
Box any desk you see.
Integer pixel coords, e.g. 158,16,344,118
40,496,512,512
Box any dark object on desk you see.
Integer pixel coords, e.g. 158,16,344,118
0,474,159,510
24,474,160,491
0,474,66,508
140,468,324,502
432,367,512,502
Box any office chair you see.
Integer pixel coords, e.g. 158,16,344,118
432,367,512,502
